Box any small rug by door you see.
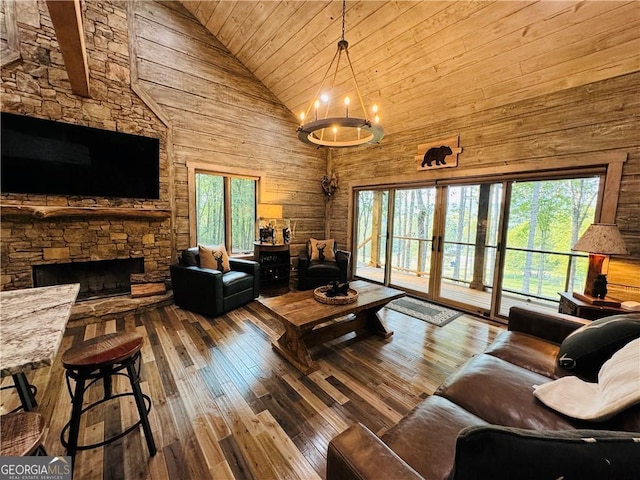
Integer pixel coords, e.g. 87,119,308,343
385,297,463,327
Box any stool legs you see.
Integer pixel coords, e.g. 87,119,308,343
66,375,86,461
61,351,156,463
127,362,156,456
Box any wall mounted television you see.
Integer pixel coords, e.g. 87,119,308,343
1,112,160,199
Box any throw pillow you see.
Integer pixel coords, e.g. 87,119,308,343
309,238,335,262
198,244,231,273
534,338,640,421
449,424,640,480
557,313,640,378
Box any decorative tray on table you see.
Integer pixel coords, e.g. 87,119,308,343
313,283,358,305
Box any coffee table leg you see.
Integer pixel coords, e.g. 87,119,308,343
272,324,319,374
364,306,394,339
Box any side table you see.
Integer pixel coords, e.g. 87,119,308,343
558,292,627,321
254,242,290,295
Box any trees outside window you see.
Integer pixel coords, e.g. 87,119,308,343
195,172,256,255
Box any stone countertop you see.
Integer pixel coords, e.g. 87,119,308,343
0,283,80,377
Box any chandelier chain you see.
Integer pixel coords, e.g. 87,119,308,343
341,0,346,42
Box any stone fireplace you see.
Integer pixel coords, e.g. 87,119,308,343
32,258,145,300
0,208,172,293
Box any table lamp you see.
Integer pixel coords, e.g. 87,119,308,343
572,223,628,301
257,204,283,243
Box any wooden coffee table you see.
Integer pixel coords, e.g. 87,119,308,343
260,280,404,374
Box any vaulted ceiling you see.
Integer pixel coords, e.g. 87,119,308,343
180,1,640,137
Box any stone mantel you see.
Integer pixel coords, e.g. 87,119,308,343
0,204,171,220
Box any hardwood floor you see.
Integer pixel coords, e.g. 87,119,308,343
1,300,504,479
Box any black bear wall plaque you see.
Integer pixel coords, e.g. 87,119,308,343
415,136,462,171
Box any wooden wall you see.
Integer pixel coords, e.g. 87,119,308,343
129,1,326,256
329,72,640,301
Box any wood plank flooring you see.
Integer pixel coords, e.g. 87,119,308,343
1,300,504,480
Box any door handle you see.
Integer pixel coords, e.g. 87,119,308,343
431,236,436,252
438,236,442,252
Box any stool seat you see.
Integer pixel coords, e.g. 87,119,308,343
60,331,156,468
62,332,143,369
0,412,46,456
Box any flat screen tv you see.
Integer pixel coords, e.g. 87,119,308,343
1,112,160,199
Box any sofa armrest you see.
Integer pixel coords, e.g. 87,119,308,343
229,258,260,297
327,423,424,480
508,307,589,344
229,257,259,274
169,264,223,316
336,250,350,282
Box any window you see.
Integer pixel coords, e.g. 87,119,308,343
193,171,257,255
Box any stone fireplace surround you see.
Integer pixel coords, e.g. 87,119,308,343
0,205,174,324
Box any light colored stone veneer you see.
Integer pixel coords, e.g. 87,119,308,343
1,0,171,291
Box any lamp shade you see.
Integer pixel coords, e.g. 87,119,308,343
257,204,283,219
572,224,629,255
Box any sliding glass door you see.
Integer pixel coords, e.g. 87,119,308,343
353,173,601,319
436,183,502,314
354,190,389,284
389,188,436,293
497,177,599,316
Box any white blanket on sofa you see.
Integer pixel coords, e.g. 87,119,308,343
533,338,640,421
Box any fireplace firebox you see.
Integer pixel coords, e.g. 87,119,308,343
32,258,144,300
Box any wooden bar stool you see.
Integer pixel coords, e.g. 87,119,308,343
0,411,47,456
60,332,156,464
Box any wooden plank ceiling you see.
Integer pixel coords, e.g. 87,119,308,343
179,1,640,137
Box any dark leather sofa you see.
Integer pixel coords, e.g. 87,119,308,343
170,247,259,316
297,240,349,290
327,307,640,480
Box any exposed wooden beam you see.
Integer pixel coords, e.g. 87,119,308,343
46,0,90,97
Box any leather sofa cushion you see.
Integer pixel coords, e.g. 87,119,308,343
306,262,340,277
436,354,581,430
222,271,254,296
382,396,488,480
485,331,569,379
449,425,640,480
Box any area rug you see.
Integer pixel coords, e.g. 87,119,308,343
385,297,463,327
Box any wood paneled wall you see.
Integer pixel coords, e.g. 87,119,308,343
129,1,326,256
329,72,640,301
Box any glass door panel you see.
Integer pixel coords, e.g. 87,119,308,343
438,183,502,313
354,190,389,284
389,187,436,293
498,177,600,316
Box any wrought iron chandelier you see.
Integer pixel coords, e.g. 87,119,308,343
296,0,383,148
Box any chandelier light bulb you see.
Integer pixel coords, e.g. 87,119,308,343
344,96,350,117
374,114,380,123
321,93,329,103
372,104,378,114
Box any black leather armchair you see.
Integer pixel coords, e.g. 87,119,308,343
170,247,260,316
297,240,349,290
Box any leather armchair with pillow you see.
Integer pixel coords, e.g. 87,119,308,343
170,246,259,316
297,238,349,291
